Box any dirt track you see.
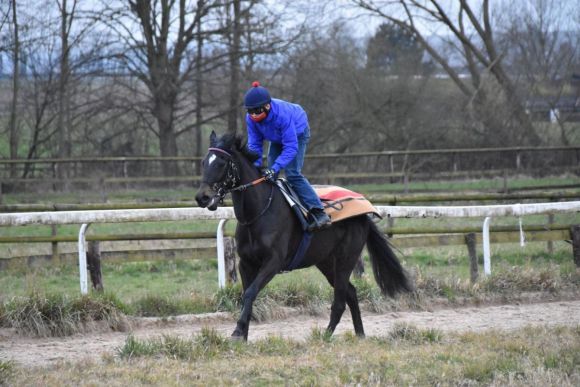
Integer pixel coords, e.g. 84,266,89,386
2,299,580,368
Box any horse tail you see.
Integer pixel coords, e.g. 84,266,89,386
366,218,413,297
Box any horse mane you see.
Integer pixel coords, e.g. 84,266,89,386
216,132,260,163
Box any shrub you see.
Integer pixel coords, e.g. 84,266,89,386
0,361,15,385
389,323,443,344
132,294,213,317
117,328,232,361
2,292,129,337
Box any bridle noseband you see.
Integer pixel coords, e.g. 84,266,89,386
204,147,242,202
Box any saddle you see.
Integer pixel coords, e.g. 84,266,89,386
276,179,381,231
276,180,380,272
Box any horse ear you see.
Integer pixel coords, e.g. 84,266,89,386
209,131,217,146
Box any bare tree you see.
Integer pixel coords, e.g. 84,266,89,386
3,1,114,178
352,0,543,146
56,0,73,185
219,0,303,134
96,0,224,175
193,4,204,173
8,0,20,179
503,0,579,145
226,0,241,134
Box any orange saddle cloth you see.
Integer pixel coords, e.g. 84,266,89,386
314,186,380,223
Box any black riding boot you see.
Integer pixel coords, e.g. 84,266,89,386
307,208,331,232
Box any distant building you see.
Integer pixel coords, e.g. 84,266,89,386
525,95,580,123
525,74,580,123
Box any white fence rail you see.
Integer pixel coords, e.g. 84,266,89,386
1,201,579,294
1,202,580,227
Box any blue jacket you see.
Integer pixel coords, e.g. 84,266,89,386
246,98,309,173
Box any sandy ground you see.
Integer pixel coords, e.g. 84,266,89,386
1,299,580,368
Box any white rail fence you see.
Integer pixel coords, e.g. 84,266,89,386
1,201,579,294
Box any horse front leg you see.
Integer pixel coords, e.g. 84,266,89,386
232,259,280,341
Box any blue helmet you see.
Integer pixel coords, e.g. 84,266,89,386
244,81,271,109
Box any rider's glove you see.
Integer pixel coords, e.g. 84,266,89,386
262,167,278,182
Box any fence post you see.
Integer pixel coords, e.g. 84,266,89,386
87,241,104,292
99,177,107,203
224,236,237,284
502,170,508,193
482,217,492,276
389,155,394,184
217,219,228,288
387,217,395,238
572,225,580,268
52,162,58,192
51,225,59,262
123,160,129,190
78,224,90,295
465,233,478,284
547,214,554,254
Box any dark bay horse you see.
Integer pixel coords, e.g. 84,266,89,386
195,131,412,340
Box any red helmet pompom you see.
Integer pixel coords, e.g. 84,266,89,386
252,81,260,87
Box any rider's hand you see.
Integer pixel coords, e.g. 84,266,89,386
261,167,278,181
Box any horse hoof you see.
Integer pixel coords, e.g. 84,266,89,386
230,332,247,341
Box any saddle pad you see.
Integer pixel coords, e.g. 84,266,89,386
314,185,381,223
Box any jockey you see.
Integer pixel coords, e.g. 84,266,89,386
244,81,331,232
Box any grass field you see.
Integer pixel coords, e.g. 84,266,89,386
2,325,579,386
1,238,577,318
1,178,579,386
2,175,578,205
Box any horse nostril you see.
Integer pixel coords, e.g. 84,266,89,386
195,192,207,206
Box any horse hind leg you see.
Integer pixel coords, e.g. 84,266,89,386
329,272,365,337
316,257,363,337
327,276,348,335
346,282,365,337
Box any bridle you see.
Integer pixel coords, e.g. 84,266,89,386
204,147,242,201
204,147,273,225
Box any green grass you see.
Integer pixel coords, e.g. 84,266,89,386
0,259,220,307
349,175,579,193
117,328,236,361
1,238,577,337
7,325,580,385
1,175,578,206
1,179,578,333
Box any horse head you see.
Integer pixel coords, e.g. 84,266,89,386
195,131,259,210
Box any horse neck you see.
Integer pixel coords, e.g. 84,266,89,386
230,151,273,218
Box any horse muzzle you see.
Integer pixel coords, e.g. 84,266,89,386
195,186,219,211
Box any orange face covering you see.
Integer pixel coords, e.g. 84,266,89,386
249,111,267,122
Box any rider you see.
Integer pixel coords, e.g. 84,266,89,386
243,81,331,232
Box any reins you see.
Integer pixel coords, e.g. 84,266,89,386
230,176,267,192
206,147,274,225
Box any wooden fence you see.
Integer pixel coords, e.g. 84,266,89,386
1,201,579,293
1,189,579,271
1,146,578,193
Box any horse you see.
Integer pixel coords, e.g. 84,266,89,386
195,131,413,340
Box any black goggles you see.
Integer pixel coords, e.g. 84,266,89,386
247,106,266,115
